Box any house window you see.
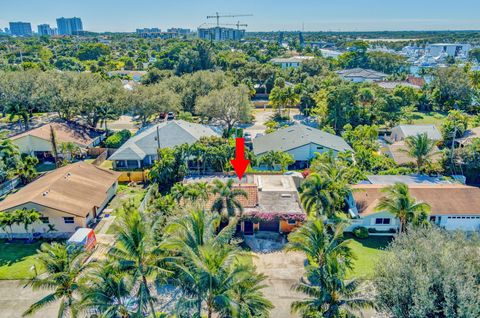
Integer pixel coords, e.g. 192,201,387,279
63,217,74,224
40,217,49,224
287,219,296,225
375,218,391,225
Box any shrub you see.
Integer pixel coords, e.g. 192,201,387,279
353,226,369,238
368,228,377,233
104,129,131,148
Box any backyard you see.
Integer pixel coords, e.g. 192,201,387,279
0,240,45,280
346,235,393,279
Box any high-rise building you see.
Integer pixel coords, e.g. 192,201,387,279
9,22,32,37
56,17,83,35
167,28,191,35
197,26,244,41
37,24,54,36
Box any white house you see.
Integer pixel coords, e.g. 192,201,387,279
270,56,314,69
347,181,480,233
252,124,353,169
336,68,388,83
108,120,220,169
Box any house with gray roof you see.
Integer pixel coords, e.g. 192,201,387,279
389,124,442,142
336,68,388,83
108,120,219,169
252,124,353,168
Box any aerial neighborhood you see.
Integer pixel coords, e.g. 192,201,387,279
0,4,480,318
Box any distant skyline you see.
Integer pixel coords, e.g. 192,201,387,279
1,0,480,32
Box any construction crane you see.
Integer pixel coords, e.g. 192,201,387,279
206,12,253,27
223,21,248,30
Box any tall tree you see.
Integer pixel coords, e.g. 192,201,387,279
210,179,247,219
195,85,253,137
403,133,438,172
109,203,168,317
23,242,89,317
375,182,431,233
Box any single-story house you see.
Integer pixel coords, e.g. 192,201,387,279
0,162,120,238
336,68,388,83
109,120,220,169
242,174,305,234
184,174,306,234
252,124,353,169
270,56,314,69
376,81,422,90
388,124,442,142
456,126,480,146
347,182,480,233
10,122,105,158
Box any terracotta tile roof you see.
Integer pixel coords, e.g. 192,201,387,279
11,122,103,148
0,162,120,217
204,184,259,211
352,184,480,216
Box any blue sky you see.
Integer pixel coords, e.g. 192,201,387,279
1,0,480,32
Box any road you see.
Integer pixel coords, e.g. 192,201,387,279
0,280,58,318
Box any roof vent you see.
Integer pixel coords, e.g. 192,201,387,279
42,191,49,196
281,193,292,198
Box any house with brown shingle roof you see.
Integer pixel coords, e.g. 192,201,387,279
346,182,480,233
10,122,105,158
0,162,120,238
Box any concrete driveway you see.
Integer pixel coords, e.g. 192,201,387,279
253,251,306,318
0,280,58,318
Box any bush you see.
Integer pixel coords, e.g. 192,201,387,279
368,228,377,233
353,226,369,238
104,129,131,148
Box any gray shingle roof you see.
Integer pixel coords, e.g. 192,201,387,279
394,124,442,140
336,68,388,79
252,124,353,155
108,120,219,161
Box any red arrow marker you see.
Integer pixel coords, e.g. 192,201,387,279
230,137,250,180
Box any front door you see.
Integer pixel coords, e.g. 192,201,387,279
243,221,254,235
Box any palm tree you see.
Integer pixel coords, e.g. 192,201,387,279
109,203,168,318
7,103,30,130
0,133,21,172
79,262,140,318
286,220,354,270
97,105,118,136
403,133,438,172
0,212,16,241
162,210,270,318
375,182,431,233
300,173,335,218
23,242,89,317
14,208,41,241
226,269,274,318
170,182,188,203
50,125,61,168
288,221,372,318
291,262,373,318
211,179,247,218
16,155,39,185
59,142,81,162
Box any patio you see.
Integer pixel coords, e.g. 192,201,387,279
243,231,286,253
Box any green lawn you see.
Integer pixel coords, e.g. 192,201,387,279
346,235,393,280
404,111,447,128
0,240,44,280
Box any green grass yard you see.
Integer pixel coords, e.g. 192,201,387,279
0,240,44,280
403,111,447,128
346,235,393,280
